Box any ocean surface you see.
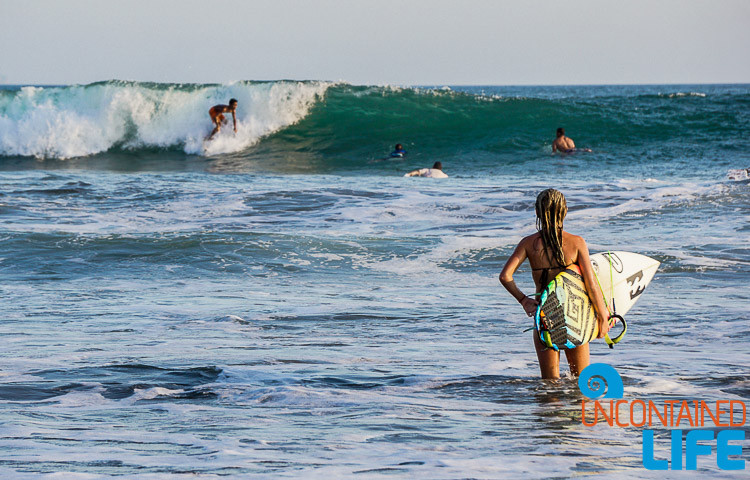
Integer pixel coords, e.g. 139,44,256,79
0,81,748,478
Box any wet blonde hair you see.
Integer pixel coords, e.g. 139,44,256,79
535,189,567,267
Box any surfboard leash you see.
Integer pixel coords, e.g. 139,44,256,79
593,251,627,348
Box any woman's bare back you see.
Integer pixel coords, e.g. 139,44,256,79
524,231,582,292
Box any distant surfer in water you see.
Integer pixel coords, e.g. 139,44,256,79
727,167,750,180
390,144,407,158
405,161,448,178
207,99,238,140
499,189,609,379
552,127,591,154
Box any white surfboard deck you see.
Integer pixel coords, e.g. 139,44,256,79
589,251,660,317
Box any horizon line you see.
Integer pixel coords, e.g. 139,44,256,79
2,80,749,88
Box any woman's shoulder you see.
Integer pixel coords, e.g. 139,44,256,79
518,232,544,256
562,231,587,247
520,232,541,246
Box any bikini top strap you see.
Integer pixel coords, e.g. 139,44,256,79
531,262,575,291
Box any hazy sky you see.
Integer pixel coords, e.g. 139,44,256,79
1,0,749,85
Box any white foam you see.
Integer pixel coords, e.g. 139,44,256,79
48,388,110,408
628,377,701,397
663,91,707,98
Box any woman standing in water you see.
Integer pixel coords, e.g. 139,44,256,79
500,189,610,379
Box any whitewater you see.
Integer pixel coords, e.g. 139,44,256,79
0,81,748,478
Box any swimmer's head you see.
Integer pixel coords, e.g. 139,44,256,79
229,99,238,109
535,189,567,267
433,161,442,170
556,127,565,138
395,144,403,150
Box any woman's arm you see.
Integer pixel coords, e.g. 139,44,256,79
500,239,538,316
576,238,611,338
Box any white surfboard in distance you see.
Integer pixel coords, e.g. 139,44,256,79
589,251,660,317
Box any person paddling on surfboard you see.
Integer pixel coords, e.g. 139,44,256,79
552,127,591,154
499,189,609,379
390,144,407,158
207,99,238,140
404,161,448,178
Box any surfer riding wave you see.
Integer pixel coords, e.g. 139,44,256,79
499,189,609,379
207,99,238,140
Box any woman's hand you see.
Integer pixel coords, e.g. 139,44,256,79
521,296,539,317
596,315,611,338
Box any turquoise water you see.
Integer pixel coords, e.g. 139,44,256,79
0,82,748,478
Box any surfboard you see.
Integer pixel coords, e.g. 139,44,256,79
535,251,659,351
